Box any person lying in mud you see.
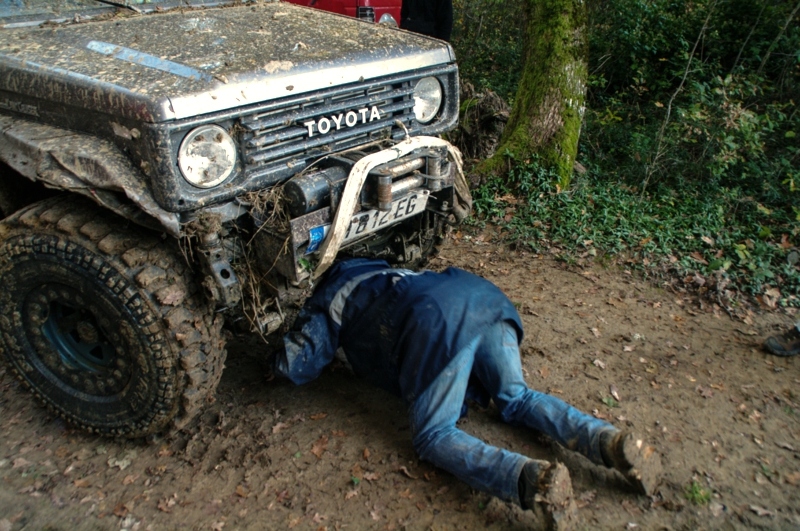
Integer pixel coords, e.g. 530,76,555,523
273,258,661,530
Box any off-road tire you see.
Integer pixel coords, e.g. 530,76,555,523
0,196,226,437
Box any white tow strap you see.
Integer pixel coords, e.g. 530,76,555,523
313,136,467,279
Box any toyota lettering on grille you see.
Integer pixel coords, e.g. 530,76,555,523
303,105,382,137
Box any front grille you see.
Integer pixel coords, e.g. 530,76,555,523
238,76,422,182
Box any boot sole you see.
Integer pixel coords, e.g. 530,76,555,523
538,463,580,531
620,435,662,496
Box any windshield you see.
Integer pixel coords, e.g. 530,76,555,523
0,0,234,26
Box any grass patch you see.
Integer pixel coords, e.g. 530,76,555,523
470,155,800,307
684,481,712,506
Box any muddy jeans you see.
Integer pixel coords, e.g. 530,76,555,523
409,320,616,506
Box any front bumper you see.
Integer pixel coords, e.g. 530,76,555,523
253,136,463,282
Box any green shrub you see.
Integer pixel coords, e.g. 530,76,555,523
471,155,800,304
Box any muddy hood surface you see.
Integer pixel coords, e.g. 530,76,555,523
0,3,454,122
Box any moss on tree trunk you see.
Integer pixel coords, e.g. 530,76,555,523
475,0,587,190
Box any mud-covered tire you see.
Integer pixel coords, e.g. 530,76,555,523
0,196,226,437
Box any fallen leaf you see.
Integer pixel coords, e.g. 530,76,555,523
272,422,288,434
370,510,381,521
749,505,775,517
607,299,628,309
310,413,328,421
73,479,91,488
593,359,606,370
610,384,621,402
399,488,413,499
331,430,346,438
351,464,363,481
621,499,641,515
312,513,326,523
0,519,10,531
311,436,328,459
122,475,138,486
538,367,550,379
689,252,708,265
157,447,173,457
362,448,370,460
157,494,178,513
363,472,380,481
696,385,713,399
623,345,635,352
211,521,225,531
709,501,724,517
701,236,715,246
236,485,249,498
398,466,418,479
576,490,596,508
107,451,136,471
775,442,796,452
415,501,427,511
345,490,358,500
591,327,601,338
784,472,800,486
113,503,128,518
11,458,31,470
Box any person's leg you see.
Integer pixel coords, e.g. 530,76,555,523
471,321,614,464
409,335,529,504
472,321,661,495
409,336,579,529
763,321,800,357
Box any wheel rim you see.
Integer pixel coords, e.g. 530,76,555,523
25,284,133,397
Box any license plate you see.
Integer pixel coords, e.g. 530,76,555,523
305,191,430,255
343,191,429,244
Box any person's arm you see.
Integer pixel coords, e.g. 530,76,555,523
275,299,340,385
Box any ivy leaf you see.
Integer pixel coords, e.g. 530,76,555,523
601,397,619,408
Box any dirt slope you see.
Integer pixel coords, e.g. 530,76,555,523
1,231,799,531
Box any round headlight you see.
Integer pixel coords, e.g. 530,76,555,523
178,125,237,188
413,77,442,124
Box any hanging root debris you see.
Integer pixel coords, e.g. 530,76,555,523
450,82,511,163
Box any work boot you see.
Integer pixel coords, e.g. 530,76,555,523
518,460,579,531
600,430,661,496
763,325,800,357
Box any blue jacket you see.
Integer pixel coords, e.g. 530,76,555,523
278,258,523,406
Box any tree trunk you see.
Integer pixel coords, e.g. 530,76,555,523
475,0,587,189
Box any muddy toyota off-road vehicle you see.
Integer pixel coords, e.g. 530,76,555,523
0,0,468,438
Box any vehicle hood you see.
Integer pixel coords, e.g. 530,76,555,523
0,3,454,122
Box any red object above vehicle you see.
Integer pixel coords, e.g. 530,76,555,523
283,0,401,25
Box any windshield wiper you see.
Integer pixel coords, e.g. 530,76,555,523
93,1,143,13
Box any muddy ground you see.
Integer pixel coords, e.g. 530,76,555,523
1,228,799,531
